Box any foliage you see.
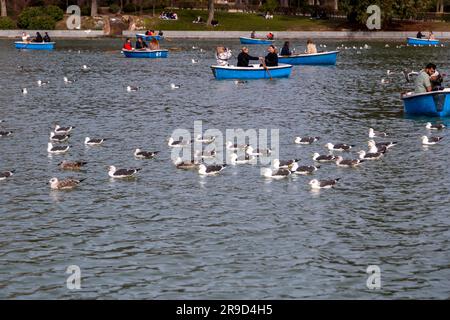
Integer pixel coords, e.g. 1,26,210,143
109,4,121,14
0,17,16,29
81,6,91,16
44,5,64,22
28,15,56,29
261,0,278,14
18,7,44,28
123,3,137,13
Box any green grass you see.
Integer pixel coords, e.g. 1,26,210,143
145,9,344,31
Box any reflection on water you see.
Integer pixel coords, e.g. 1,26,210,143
0,39,449,299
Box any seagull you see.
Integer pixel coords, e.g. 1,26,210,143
108,165,141,178
0,170,15,181
191,59,198,64
81,65,90,71
226,141,248,151
127,85,139,92
325,143,354,151
273,158,300,169
245,145,272,156
261,167,291,179
294,136,320,145
381,78,390,84
234,80,247,85
192,46,199,50
194,149,216,159
0,131,13,137
309,178,339,189
335,156,364,167
55,125,74,134
403,70,419,83
230,153,254,165
421,136,443,145
50,131,70,142
367,141,387,154
170,83,180,89
173,157,199,169
426,122,445,130
37,80,49,86
195,135,215,144
48,142,70,154
168,137,191,147
198,163,227,175
85,137,106,146
49,177,84,190
134,149,159,159
385,44,390,48
367,140,397,150
312,152,336,162
22,88,27,94
290,164,320,175
369,128,388,138
58,160,87,170
358,150,383,160
64,77,73,84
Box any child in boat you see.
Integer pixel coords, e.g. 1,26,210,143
216,46,232,66
306,39,317,54
280,41,292,56
123,38,133,50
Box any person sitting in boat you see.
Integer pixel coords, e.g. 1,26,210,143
306,39,317,54
266,32,274,40
21,32,30,43
32,32,43,43
158,30,164,36
135,37,148,50
428,31,435,40
216,46,232,66
123,38,133,51
250,31,256,39
43,32,51,42
145,30,150,35
263,45,278,67
416,31,423,39
414,63,436,93
280,41,292,56
237,47,261,67
149,39,160,50
430,70,444,91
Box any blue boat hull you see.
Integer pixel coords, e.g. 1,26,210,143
122,49,168,58
402,90,450,117
278,51,338,65
135,34,164,41
407,37,440,46
239,37,274,45
211,64,292,80
15,41,55,50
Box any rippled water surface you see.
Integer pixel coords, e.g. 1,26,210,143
0,38,449,299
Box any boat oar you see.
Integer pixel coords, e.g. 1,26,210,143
261,59,272,80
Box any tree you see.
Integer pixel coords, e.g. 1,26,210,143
91,0,97,16
1,0,6,17
206,0,214,26
436,0,444,13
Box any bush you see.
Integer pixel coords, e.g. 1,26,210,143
28,15,56,30
123,3,137,13
0,17,16,29
45,5,64,22
261,0,278,14
81,6,91,16
18,7,44,28
109,4,120,14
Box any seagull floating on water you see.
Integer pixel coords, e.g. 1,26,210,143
290,164,320,175
64,77,73,84
426,122,445,130
48,142,70,154
335,156,364,167
168,137,191,147
198,163,227,175
194,149,216,159
369,128,388,138
246,145,272,156
358,150,383,160
55,125,74,134
170,83,180,89
49,177,84,190
108,165,141,178
234,80,247,85
85,137,106,146
309,178,339,189
294,136,320,145
173,157,199,170
312,152,336,162
37,80,49,86
22,88,27,94
367,140,397,151
81,65,90,71
230,153,254,165
325,143,354,151
226,141,248,151
0,170,14,181
191,59,198,64
127,85,139,92
195,135,215,144
421,136,443,145
261,167,291,179
273,158,299,169
0,131,13,137
58,160,87,170
50,131,70,142
134,149,159,159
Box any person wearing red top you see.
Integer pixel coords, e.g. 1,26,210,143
123,38,133,51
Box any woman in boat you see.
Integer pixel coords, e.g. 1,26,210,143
263,45,278,67
216,46,232,66
21,32,30,43
416,31,423,39
428,31,435,40
237,47,261,67
123,38,133,50
306,39,317,54
280,41,292,56
430,69,444,91
158,30,164,36
43,32,51,42
135,37,148,50
149,39,160,50
250,31,256,39
32,32,43,43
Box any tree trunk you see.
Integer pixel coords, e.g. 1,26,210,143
139,0,143,15
206,0,214,25
436,0,444,13
280,0,289,7
1,0,7,17
91,0,98,16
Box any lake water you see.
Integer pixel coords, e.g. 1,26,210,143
0,38,449,299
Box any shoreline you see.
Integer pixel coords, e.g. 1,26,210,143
2,30,450,40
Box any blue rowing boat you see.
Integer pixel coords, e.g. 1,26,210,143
122,49,168,58
239,37,274,45
15,41,55,50
406,37,440,46
401,89,450,117
135,34,164,41
211,64,292,80
278,51,339,65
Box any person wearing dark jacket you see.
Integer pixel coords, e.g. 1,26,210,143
43,32,51,42
237,47,261,67
33,32,43,42
135,37,148,50
280,41,291,56
264,45,278,67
